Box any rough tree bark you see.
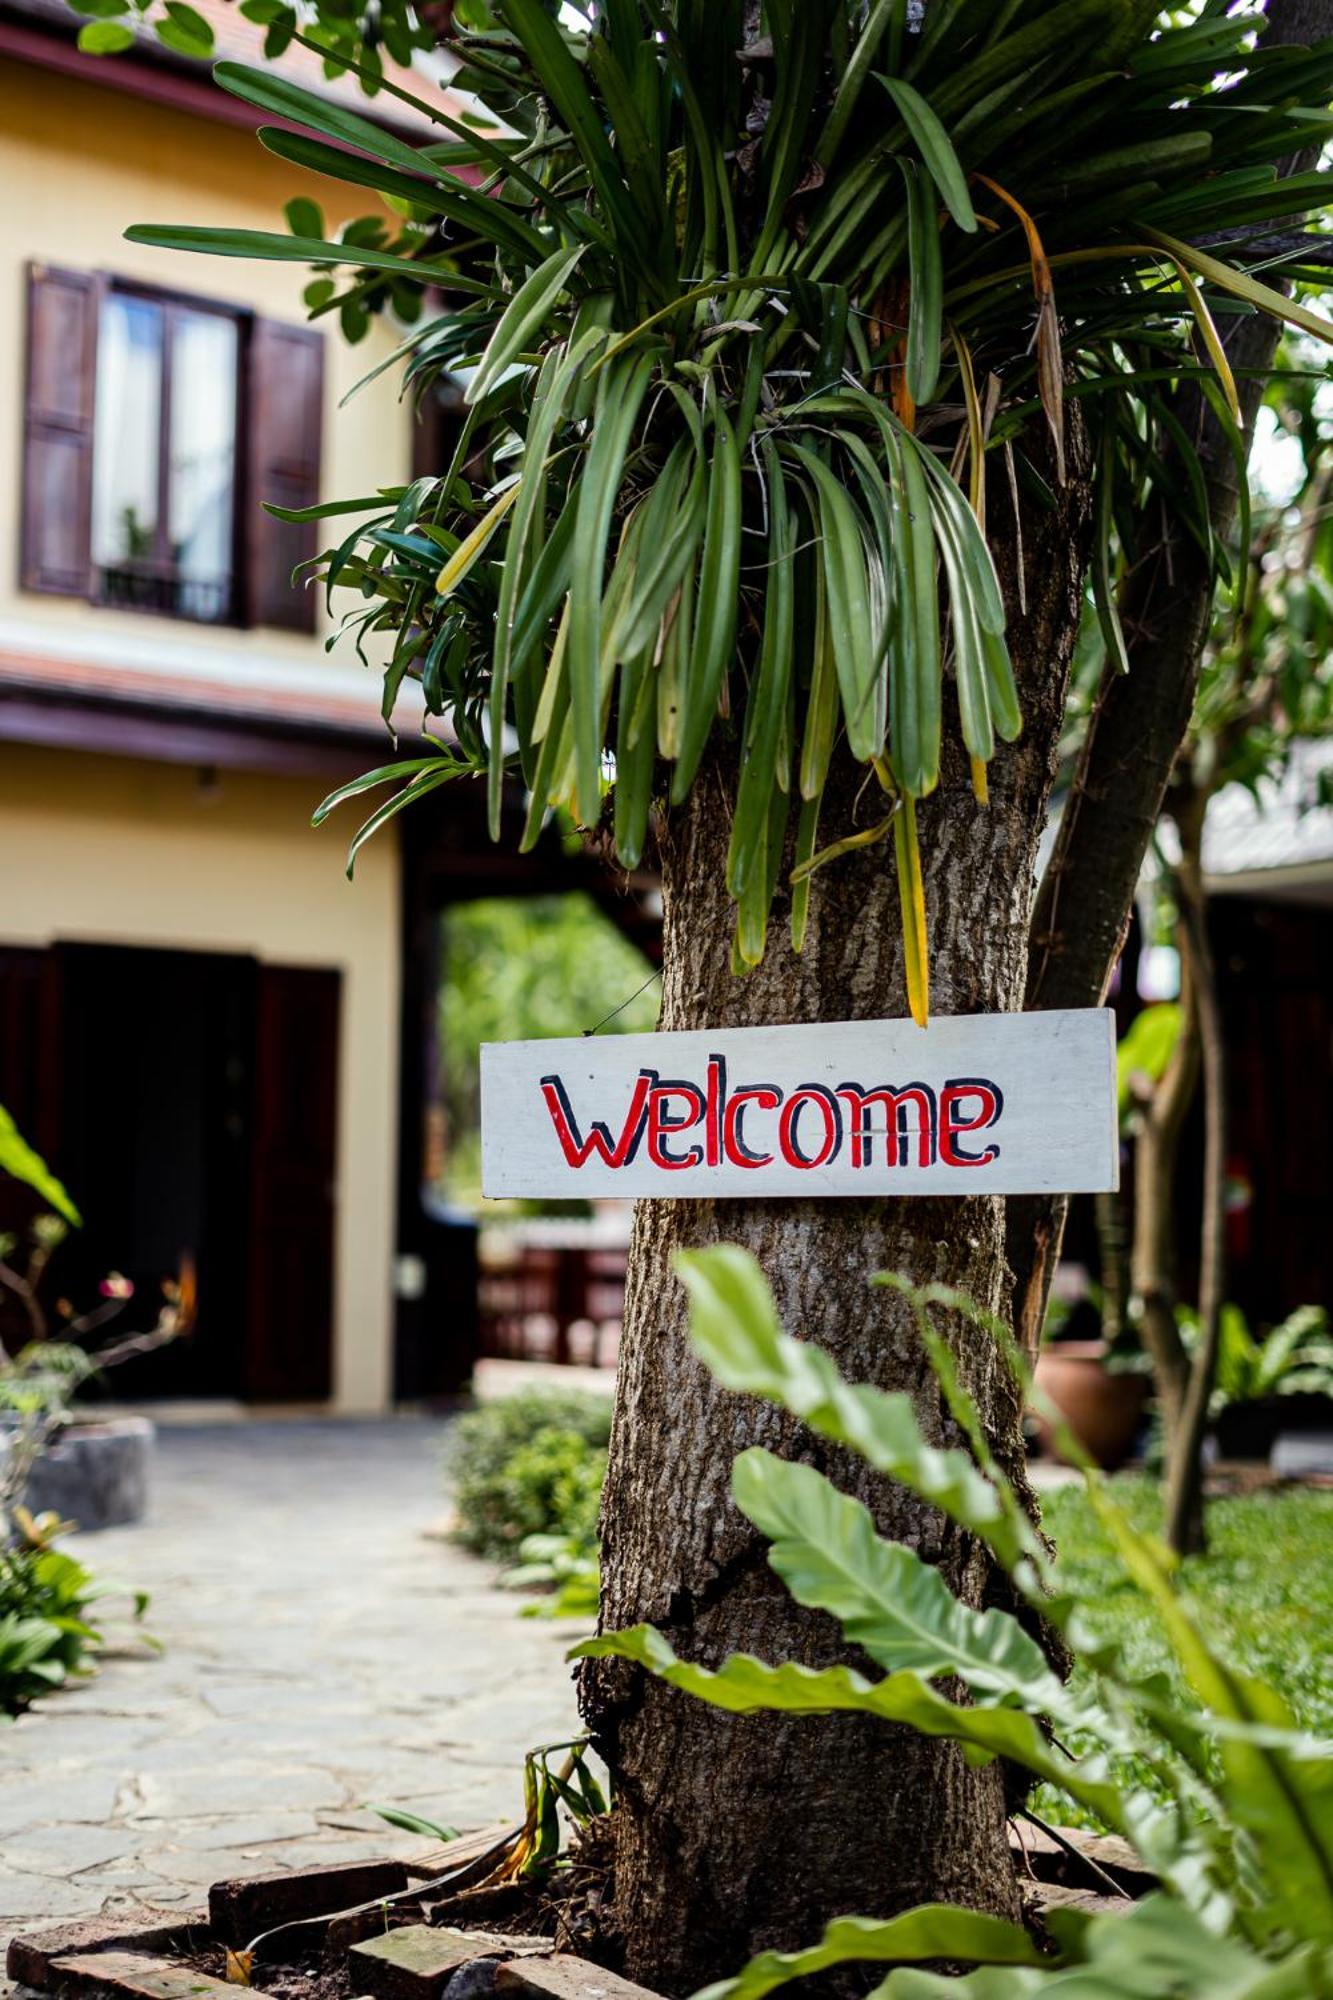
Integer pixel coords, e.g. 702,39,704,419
580,464,1093,1994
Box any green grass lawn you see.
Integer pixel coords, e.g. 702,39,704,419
1031,1478,1333,1827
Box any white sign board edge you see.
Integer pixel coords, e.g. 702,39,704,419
479,1008,1119,1202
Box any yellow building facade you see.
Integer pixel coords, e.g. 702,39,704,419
0,20,429,1410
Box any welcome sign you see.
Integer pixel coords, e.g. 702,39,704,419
480,1009,1118,1200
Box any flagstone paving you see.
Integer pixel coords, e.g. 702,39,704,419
0,1420,582,1964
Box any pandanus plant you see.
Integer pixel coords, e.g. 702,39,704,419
128,0,1333,1025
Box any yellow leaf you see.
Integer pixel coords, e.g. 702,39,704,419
435,481,520,597
975,174,1064,485
893,795,930,1029
225,1951,253,1986
1144,226,1333,356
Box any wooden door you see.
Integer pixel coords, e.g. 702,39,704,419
0,946,65,1301
243,964,340,1401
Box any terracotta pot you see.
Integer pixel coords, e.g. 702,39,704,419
1031,1342,1147,1471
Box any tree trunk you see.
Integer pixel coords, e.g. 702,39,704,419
581,472,1092,1994
1129,948,1199,1442
1164,807,1227,1556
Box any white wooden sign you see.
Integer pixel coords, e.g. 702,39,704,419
480,1008,1118,1201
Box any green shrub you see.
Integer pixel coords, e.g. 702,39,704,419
447,1389,611,1559
507,1532,601,1621
0,1514,121,1716
579,1248,1333,1997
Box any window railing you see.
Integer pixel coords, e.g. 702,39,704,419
98,564,235,626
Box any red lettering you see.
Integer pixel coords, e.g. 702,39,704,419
835,1082,936,1168
777,1086,842,1169
647,1079,706,1169
723,1086,781,1168
939,1078,1003,1167
704,1055,726,1168
539,1071,650,1169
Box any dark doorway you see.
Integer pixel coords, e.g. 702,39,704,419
0,941,339,1403
243,964,340,1402
57,943,253,1398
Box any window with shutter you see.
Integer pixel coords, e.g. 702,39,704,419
20,268,325,633
245,318,325,634
91,287,243,624
21,263,100,597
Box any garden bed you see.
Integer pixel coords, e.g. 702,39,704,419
6,1820,1143,2000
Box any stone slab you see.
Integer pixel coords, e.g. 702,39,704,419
2,1420,580,1959
46,1954,233,2000
1030,1884,1128,1918
209,1860,410,1948
495,1958,664,2000
349,1926,503,2000
7,1913,207,1991
1010,1823,1153,1896
324,1907,428,1956
403,1829,514,1887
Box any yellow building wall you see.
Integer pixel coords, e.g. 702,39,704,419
0,744,400,1414
0,58,420,1409
0,52,413,654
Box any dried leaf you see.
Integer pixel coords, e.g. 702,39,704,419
976,174,1064,485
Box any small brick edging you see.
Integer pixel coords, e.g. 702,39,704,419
6,1851,670,2000
8,1824,1144,2000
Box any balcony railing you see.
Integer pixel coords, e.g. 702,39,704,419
98,564,235,626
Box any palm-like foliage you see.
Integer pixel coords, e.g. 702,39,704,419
580,1246,1333,1995
130,0,1333,1017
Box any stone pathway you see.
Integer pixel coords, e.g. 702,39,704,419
1,1421,582,1959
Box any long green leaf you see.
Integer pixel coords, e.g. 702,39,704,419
123,225,462,290
0,1106,81,1227
727,444,795,900
1087,1486,1333,1946
311,754,464,827
789,443,884,762
341,764,463,877
488,328,606,836
498,0,642,254
257,127,551,265
567,348,657,822
888,431,942,795
879,1898,1327,1999
881,76,978,232
671,409,743,801
816,0,901,167
694,1904,1044,2000
211,59,586,236
900,158,944,406
675,1246,1043,1579
1144,227,1333,350
571,1623,1139,1833
467,246,586,408
733,1450,1060,1701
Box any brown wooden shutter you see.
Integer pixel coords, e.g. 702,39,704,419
245,316,325,632
21,263,99,597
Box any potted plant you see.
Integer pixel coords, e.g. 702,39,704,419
1031,1286,1150,1471
1,1105,192,1531
1199,1302,1333,1462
